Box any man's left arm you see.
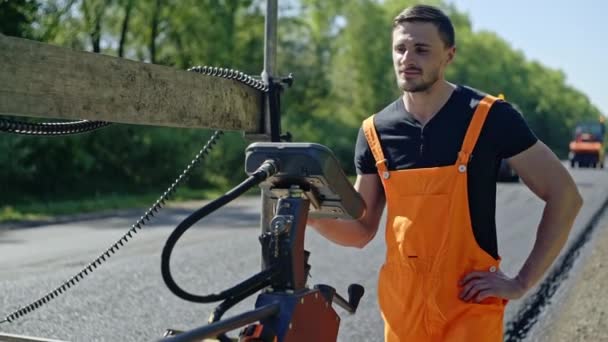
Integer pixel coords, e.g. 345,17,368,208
461,140,583,301
460,140,583,302
508,141,583,288
460,141,583,303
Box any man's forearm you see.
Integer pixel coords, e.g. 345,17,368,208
308,218,376,248
516,189,583,291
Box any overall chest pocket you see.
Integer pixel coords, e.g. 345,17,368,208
388,193,451,259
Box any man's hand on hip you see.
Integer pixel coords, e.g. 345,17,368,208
458,269,527,303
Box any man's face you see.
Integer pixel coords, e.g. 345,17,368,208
392,21,455,93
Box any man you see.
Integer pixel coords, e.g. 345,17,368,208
307,4,583,341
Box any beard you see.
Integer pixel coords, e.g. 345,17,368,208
397,68,440,93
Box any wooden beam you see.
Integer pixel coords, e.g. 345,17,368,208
0,34,263,132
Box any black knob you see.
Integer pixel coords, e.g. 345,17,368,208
348,284,365,312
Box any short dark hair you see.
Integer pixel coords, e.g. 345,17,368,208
393,5,455,48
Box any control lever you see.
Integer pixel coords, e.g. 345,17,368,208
314,284,365,314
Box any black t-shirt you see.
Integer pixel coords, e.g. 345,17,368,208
355,85,538,259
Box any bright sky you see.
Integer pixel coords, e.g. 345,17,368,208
447,0,607,115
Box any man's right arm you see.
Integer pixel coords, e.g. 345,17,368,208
307,173,386,248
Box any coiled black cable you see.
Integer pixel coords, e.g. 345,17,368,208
0,130,223,324
160,160,278,303
187,66,268,92
0,118,111,136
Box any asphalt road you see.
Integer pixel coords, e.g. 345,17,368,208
1,166,608,342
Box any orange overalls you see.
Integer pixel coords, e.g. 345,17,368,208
362,95,507,341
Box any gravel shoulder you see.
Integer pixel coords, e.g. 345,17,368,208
542,222,608,342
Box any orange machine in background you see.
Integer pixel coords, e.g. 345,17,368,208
569,117,606,168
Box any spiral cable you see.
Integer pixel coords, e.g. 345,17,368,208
187,66,268,92
0,118,111,136
0,131,224,324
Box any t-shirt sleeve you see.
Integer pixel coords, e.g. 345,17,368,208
490,101,538,159
354,126,377,174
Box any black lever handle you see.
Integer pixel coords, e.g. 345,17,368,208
315,284,365,314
